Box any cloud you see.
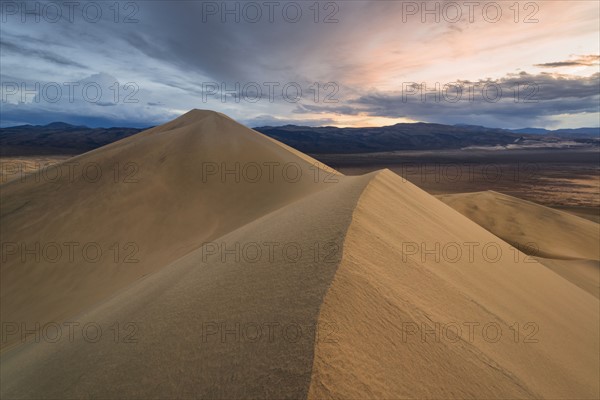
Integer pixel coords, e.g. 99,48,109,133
298,71,600,128
0,72,180,128
0,39,87,69
1,1,599,128
535,55,600,68
244,114,337,128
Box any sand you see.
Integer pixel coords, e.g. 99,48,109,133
0,110,338,351
309,171,599,399
1,110,598,399
438,191,600,299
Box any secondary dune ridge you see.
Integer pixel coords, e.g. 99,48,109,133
438,191,600,298
1,110,598,399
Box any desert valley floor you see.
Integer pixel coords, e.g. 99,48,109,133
1,110,599,399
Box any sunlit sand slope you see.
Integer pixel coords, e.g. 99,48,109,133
437,191,599,260
310,171,599,399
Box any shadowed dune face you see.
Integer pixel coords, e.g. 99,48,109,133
1,172,374,399
1,111,599,399
0,110,338,350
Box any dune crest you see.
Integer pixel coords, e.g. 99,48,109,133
309,170,599,399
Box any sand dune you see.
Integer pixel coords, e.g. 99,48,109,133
437,191,600,260
310,171,599,399
0,110,337,350
1,110,598,399
532,258,600,299
438,191,600,298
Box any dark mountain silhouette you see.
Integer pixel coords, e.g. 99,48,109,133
1,121,597,156
510,127,600,137
0,122,146,156
253,123,597,153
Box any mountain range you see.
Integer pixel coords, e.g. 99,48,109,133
1,121,598,156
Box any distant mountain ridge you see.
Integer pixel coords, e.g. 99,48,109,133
1,121,598,156
0,122,146,156
509,127,600,137
253,123,599,153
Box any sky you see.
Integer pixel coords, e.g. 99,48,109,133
1,0,599,129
